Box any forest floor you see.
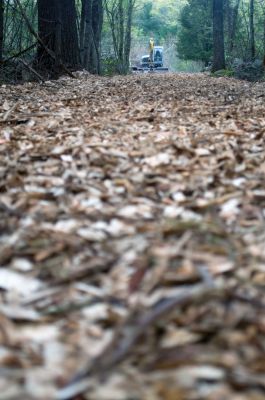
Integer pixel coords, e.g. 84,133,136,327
0,72,265,400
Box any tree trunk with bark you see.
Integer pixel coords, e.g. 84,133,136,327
118,0,124,65
124,0,134,73
225,0,240,56
0,0,3,62
61,0,80,68
249,0,255,60
83,0,93,70
81,0,103,74
37,0,79,73
80,0,87,63
212,0,226,72
91,0,103,73
37,0,61,70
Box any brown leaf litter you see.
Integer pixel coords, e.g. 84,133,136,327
0,72,265,400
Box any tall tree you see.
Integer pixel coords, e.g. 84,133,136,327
249,0,255,59
83,0,93,70
212,0,225,71
225,0,240,56
37,0,61,70
37,0,79,72
124,0,134,71
0,0,4,62
263,6,265,56
80,0,89,64
80,0,103,74
91,0,103,73
61,0,80,67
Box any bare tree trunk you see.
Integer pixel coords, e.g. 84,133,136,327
212,0,225,72
81,0,102,74
225,0,240,56
83,0,93,70
37,0,79,73
118,0,124,68
91,0,103,73
124,0,134,73
80,0,86,63
0,0,4,61
37,0,59,70
263,8,265,73
249,0,255,60
61,0,80,68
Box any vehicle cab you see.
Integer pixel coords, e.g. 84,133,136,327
141,46,164,69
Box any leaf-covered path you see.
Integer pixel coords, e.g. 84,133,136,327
0,73,265,400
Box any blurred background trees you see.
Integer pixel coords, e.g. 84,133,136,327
0,0,264,81
103,0,135,74
177,0,212,66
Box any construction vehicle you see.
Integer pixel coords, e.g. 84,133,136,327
132,45,169,73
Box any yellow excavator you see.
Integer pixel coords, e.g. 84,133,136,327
132,38,169,73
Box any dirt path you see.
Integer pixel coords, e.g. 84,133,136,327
0,73,265,400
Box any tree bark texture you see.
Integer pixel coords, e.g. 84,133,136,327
37,0,60,70
80,0,87,61
81,0,103,74
92,0,103,73
61,0,80,67
0,0,4,62
249,0,255,60
83,0,93,70
225,0,240,56
124,0,134,72
263,10,265,56
212,0,226,71
37,0,79,72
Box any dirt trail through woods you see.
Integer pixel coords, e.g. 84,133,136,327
0,73,265,400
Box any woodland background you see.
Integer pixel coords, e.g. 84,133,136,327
0,0,265,81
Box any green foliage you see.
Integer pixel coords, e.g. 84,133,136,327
177,0,212,64
136,2,160,35
177,0,265,65
134,0,181,40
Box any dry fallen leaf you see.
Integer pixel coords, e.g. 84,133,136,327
0,73,265,400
